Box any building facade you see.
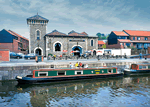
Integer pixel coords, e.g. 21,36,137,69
0,29,29,54
106,30,150,49
27,14,98,57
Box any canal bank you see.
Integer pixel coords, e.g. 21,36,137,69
0,58,150,81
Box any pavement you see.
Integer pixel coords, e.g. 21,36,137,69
0,57,150,67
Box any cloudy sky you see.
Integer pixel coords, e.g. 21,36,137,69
0,0,150,39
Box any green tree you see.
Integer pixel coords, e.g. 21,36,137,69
96,33,101,40
102,44,106,48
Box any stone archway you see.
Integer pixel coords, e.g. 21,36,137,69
72,46,82,57
93,50,96,56
35,48,42,55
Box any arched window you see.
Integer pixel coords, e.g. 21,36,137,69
55,43,61,51
37,30,40,40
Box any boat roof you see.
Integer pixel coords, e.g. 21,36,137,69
35,67,117,71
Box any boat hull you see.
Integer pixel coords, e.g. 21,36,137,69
124,69,150,75
16,73,123,84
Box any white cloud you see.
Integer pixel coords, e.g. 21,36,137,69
0,0,149,37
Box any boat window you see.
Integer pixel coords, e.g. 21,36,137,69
139,66,142,69
108,69,113,73
38,72,48,77
75,71,83,75
58,71,66,75
142,66,148,69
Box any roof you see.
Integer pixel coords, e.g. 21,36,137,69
46,30,67,36
7,30,29,41
81,32,88,36
123,30,150,36
68,30,85,36
27,14,49,21
98,41,105,44
118,39,131,43
113,31,128,36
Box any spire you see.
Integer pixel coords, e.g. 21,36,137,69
37,12,38,15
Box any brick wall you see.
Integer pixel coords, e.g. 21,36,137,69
0,50,9,61
130,36,150,41
0,43,13,51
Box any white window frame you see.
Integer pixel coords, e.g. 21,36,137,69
53,41,63,52
38,72,48,77
137,37,140,40
107,69,113,73
90,39,94,46
75,71,83,75
57,71,66,76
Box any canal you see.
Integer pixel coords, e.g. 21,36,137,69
0,75,150,107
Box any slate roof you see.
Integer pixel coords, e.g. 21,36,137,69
46,30,67,36
98,41,105,44
123,30,150,36
81,32,88,36
68,30,86,36
113,31,128,36
27,14,49,21
118,39,131,43
7,30,29,41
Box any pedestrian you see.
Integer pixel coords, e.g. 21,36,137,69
84,63,88,68
139,53,142,59
79,62,82,68
75,62,79,68
69,62,73,69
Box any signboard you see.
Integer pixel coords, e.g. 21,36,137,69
69,40,85,42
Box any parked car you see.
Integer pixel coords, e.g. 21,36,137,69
24,53,37,59
17,53,25,58
10,52,22,59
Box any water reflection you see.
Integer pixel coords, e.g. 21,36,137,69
0,75,150,107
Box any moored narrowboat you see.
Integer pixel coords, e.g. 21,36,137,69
16,67,123,84
123,63,150,75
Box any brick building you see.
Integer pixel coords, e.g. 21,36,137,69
98,41,105,49
0,29,29,54
27,14,98,57
106,30,150,49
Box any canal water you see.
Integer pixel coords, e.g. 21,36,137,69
0,75,150,107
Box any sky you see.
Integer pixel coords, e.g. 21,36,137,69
0,0,150,39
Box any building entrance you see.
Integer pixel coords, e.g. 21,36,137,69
35,48,42,55
72,46,82,57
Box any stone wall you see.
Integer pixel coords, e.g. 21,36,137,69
0,60,148,81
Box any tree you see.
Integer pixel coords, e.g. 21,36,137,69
96,33,101,40
102,44,106,48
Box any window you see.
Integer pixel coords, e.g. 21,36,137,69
133,37,135,40
142,66,148,69
38,72,48,77
144,43,148,48
55,43,61,51
57,71,66,75
91,40,94,46
107,69,113,73
137,37,140,40
37,30,40,40
126,43,131,47
145,37,148,40
75,71,83,75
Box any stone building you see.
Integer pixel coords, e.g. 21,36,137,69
27,14,98,57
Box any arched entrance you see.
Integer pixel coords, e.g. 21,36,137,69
35,48,42,55
72,46,82,57
93,50,96,56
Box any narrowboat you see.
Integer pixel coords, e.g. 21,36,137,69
123,63,150,75
16,67,123,84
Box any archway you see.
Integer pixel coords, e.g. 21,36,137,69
35,48,41,55
72,46,82,57
93,50,96,56
55,43,61,51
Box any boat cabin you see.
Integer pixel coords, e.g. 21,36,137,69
32,67,117,78
131,63,150,70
